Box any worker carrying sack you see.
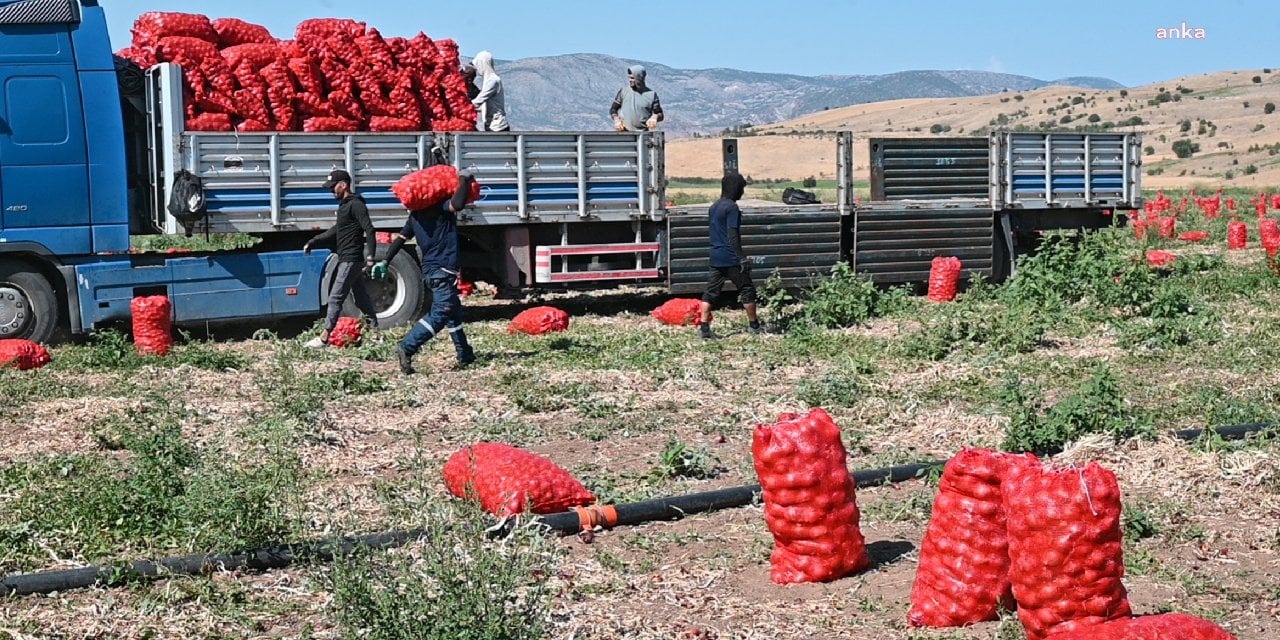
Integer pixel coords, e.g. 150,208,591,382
168,169,208,225
782,187,819,205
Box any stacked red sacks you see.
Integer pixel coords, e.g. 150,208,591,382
120,12,478,132
327,317,363,348
131,295,174,356
908,449,1039,627
1045,612,1237,640
752,408,871,584
927,257,962,302
508,306,570,335
391,165,482,211
651,298,703,326
1003,462,1132,640
0,339,53,370
442,443,596,517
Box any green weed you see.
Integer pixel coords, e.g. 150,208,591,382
1001,364,1154,454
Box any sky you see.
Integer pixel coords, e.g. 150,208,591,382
102,0,1277,87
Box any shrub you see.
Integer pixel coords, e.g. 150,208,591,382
1000,364,1154,454
1171,139,1200,158
802,175,817,188
801,261,880,328
1266,103,1276,114
1252,75,1262,84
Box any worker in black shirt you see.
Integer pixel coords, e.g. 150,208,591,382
303,169,379,348
697,171,764,339
372,170,476,374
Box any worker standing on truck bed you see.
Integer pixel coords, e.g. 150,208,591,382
697,171,764,339
303,169,379,348
373,171,477,374
610,65,663,131
471,51,509,132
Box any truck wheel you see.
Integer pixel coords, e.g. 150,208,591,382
0,260,59,344
343,249,426,328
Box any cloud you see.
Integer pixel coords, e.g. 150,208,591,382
986,56,1006,73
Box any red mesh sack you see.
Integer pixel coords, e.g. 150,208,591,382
355,28,397,72
302,117,360,132
294,18,367,44
211,18,274,47
287,57,326,96
508,306,571,335
328,317,363,348
295,92,334,118
1261,219,1280,257
0,339,52,371
1158,216,1176,239
1178,230,1209,242
131,12,216,48
186,113,233,131
391,165,481,210
908,449,1039,627
457,278,475,297
1003,462,1131,640
375,231,395,244
752,408,870,584
1046,613,1237,640
154,35,220,66
369,116,420,132
1131,218,1147,241
1145,250,1176,267
927,256,962,302
442,442,596,516
115,47,157,68
131,295,174,357
1227,221,1248,250
221,43,280,71
651,298,703,326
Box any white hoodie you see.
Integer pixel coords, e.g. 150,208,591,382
471,51,509,131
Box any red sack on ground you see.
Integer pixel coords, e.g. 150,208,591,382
908,449,1039,627
186,113,233,131
752,408,871,584
328,317,363,348
391,165,482,210
1046,612,1237,640
131,295,173,357
0,339,52,370
211,18,275,47
927,256,962,302
1227,221,1248,250
651,298,703,326
1003,462,1131,640
508,306,570,335
1145,250,1176,267
457,278,475,297
1261,219,1280,257
1158,216,1177,239
442,443,596,517
1178,230,1210,242
1131,218,1147,241
131,12,217,48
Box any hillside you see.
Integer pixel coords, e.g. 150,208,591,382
499,53,1119,135
665,69,1280,190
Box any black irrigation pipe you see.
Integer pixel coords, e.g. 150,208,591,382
1,422,1272,597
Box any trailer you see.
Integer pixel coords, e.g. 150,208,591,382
0,0,1142,345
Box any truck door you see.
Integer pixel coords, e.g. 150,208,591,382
0,20,89,234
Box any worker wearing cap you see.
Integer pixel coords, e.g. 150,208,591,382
610,65,663,132
303,169,379,348
372,170,477,374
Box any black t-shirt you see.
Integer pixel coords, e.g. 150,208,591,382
311,194,376,263
707,197,742,268
400,204,460,274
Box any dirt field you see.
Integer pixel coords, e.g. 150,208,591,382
3,216,1280,638
667,69,1280,192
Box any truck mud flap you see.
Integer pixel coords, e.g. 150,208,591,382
852,206,994,284
667,207,843,295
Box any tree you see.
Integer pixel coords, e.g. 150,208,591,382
1171,139,1200,158
1088,114,1101,123
1253,75,1263,84
1266,102,1276,114
1119,89,1128,98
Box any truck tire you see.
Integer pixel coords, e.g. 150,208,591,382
341,248,426,329
0,260,59,344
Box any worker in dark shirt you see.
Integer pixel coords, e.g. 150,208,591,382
462,63,479,102
303,169,378,348
372,170,476,374
697,171,763,339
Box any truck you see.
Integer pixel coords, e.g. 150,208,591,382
0,0,1142,344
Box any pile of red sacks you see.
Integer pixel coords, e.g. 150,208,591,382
118,12,476,133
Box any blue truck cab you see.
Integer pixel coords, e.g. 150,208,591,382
0,0,326,342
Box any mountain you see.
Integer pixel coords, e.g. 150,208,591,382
494,53,1124,136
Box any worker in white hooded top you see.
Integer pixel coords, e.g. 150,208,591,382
470,51,509,132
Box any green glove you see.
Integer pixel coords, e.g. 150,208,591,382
370,261,388,280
